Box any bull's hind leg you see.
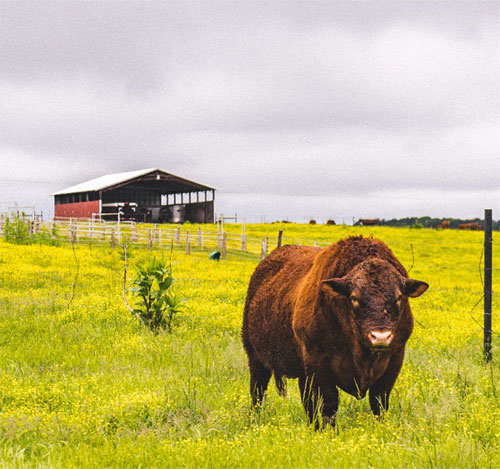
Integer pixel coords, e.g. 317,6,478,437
247,350,272,407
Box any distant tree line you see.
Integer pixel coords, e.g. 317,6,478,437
379,216,500,230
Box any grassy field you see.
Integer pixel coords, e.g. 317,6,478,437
0,224,499,468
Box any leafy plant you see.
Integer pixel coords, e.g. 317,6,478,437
2,214,59,246
129,257,183,332
3,214,31,244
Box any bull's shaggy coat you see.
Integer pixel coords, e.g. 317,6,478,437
242,236,428,427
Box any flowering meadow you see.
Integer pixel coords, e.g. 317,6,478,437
0,224,498,467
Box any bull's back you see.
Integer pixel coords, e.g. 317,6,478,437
242,244,320,377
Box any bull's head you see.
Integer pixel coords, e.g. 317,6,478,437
321,259,428,351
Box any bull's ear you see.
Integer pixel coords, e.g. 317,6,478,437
321,278,349,297
403,279,429,298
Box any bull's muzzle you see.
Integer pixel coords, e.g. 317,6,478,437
369,330,393,349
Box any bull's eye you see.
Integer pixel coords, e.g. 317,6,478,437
350,295,359,308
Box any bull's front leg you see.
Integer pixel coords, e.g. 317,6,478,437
300,357,339,429
369,349,405,416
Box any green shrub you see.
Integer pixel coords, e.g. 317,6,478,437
3,214,31,244
3,214,60,246
130,257,183,332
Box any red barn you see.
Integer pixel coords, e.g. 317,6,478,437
53,168,215,223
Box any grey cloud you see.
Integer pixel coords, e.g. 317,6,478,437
0,1,499,220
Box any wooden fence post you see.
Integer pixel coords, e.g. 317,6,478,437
261,237,268,260
132,223,138,242
241,233,247,252
154,224,158,242
217,230,224,249
186,231,191,255
222,232,227,259
102,221,106,241
175,225,180,244
484,208,493,362
148,229,153,250
277,230,283,248
197,227,203,249
110,228,115,248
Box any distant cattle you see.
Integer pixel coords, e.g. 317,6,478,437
356,219,379,226
242,236,428,428
458,223,481,230
438,221,450,229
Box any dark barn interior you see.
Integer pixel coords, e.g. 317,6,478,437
54,168,215,223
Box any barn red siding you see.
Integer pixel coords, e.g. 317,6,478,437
54,201,100,219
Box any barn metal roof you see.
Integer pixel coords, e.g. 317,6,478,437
52,168,215,195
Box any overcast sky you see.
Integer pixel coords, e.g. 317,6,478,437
1,1,499,222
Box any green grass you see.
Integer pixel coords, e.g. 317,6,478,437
0,224,499,467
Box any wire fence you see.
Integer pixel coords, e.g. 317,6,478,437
0,215,497,345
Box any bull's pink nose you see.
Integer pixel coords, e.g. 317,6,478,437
369,330,393,346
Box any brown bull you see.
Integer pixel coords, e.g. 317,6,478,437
242,236,428,428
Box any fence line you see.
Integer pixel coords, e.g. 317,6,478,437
0,215,497,344
2,215,495,248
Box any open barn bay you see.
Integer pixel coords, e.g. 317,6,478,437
0,225,499,467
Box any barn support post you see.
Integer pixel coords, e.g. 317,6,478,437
484,208,493,363
186,230,191,255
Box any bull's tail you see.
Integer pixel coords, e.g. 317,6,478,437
274,374,287,397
